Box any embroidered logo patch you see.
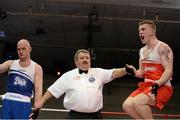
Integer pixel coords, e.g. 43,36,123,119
89,77,95,83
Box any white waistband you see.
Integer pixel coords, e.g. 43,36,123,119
4,92,31,103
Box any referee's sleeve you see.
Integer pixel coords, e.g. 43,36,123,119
47,77,66,98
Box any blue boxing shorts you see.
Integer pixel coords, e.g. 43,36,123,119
1,93,32,119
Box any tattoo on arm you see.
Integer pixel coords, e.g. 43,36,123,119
161,46,171,62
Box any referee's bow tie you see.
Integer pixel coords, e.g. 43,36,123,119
79,69,88,74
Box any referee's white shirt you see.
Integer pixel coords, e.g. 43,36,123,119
48,68,114,113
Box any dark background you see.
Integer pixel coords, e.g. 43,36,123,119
0,0,180,118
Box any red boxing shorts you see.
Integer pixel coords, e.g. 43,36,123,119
129,81,173,110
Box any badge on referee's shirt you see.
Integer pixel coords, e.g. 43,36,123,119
89,77,95,83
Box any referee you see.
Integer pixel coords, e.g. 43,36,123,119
35,49,129,119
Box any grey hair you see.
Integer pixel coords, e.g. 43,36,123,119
74,49,90,61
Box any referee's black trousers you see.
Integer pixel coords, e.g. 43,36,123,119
66,110,102,119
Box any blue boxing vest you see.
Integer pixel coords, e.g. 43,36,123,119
6,59,35,97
